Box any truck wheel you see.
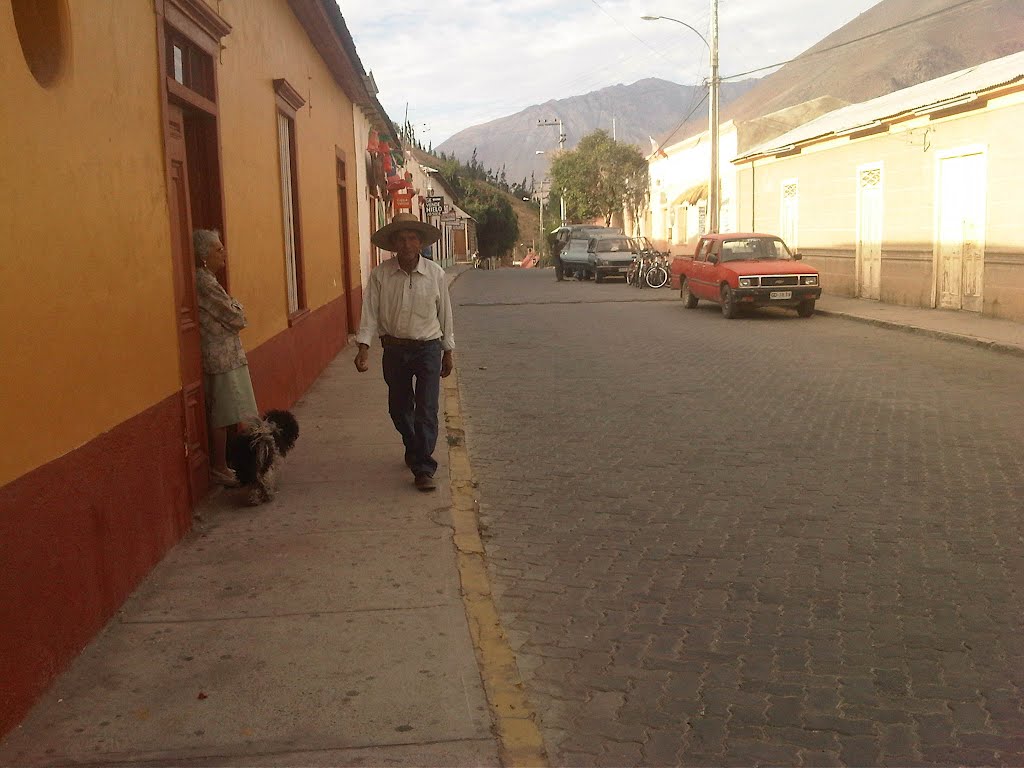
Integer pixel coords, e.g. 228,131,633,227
721,284,738,319
797,300,815,318
682,279,699,308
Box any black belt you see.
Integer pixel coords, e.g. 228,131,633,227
381,335,438,347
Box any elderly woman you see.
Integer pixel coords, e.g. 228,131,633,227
193,229,258,486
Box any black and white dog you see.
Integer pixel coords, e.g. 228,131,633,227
227,410,300,505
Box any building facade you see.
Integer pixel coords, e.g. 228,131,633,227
734,53,1024,321
644,98,847,255
0,0,397,734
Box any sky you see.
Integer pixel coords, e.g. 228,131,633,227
339,0,882,146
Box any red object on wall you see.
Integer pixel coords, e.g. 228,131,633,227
392,188,413,212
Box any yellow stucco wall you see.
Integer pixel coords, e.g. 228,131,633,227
216,0,359,349
0,2,179,486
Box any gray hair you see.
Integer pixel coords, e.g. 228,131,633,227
193,229,221,267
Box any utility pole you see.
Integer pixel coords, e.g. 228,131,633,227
642,4,719,233
538,118,567,224
709,0,720,233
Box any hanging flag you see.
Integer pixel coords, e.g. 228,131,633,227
649,136,668,159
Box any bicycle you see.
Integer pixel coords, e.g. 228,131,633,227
626,255,642,287
644,253,669,289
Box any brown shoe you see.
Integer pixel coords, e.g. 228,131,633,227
414,473,436,492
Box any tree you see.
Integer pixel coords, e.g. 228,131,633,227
549,130,649,226
460,181,519,259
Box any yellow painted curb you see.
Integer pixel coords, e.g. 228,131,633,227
444,371,549,768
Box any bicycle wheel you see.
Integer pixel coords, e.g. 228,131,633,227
645,265,669,289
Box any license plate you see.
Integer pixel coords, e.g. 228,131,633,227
770,290,792,300
618,267,629,272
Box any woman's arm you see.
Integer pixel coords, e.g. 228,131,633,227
197,272,247,331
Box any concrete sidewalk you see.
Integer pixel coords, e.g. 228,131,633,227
816,294,1024,357
0,266,498,767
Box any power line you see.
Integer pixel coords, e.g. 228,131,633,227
721,0,989,81
652,90,710,155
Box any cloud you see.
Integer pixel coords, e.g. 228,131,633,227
339,0,881,143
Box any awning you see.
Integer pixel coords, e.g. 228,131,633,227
671,183,707,207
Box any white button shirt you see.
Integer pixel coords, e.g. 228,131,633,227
355,256,455,351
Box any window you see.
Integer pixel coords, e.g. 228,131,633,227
166,30,214,100
274,79,306,316
12,0,69,87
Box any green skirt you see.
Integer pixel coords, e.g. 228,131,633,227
205,365,258,428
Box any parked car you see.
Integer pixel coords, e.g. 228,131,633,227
670,233,821,318
631,235,662,258
558,224,623,279
588,234,637,282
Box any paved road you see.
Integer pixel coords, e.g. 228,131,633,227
452,268,1024,767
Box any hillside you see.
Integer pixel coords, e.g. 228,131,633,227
435,79,756,188
672,0,1024,141
438,0,1024,181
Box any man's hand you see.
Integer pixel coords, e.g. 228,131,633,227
354,344,369,373
441,350,454,378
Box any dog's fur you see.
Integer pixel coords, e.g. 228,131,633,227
227,410,299,505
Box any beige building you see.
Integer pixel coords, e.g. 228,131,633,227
645,98,846,255
733,51,1024,321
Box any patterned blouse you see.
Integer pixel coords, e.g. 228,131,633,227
195,268,248,374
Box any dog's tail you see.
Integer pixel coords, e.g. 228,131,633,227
247,419,279,469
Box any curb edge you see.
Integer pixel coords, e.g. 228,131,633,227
443,371,549,768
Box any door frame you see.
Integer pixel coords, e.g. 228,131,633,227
155,0,231,503
335,148,357,334
779,178,799,252
931,144,987,309
855,161,884,300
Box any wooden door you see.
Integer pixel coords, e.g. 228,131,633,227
857,166,883,300
336,160,356,334
938,152,986,311
166,103,209,502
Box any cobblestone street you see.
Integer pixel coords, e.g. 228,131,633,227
452,268,1024,767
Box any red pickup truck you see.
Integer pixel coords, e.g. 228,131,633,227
670,233,821,318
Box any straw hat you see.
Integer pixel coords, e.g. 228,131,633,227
371,212,442,251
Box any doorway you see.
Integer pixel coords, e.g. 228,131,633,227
856,165,883,300
158,1,229,504
336,157,357,334
936,150,986,312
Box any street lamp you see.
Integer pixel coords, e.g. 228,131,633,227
642,4,720,233
537,122,568,225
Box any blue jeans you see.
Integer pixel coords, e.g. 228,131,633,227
381,340,442,477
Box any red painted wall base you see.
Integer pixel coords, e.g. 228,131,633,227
0,288,361,737
246,288,360,409
0,394,191,735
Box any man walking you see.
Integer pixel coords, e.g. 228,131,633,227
550,228,568,281
354,213,455,491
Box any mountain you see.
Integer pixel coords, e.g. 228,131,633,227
437,0,1024,184
434,79,756,189
669,0,1024,143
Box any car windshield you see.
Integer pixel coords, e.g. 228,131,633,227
593,237,631,253
719,237,793,262
571,227,609,240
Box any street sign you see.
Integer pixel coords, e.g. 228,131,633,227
440,211,457,222
424,196,444,216
448,221,465,230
